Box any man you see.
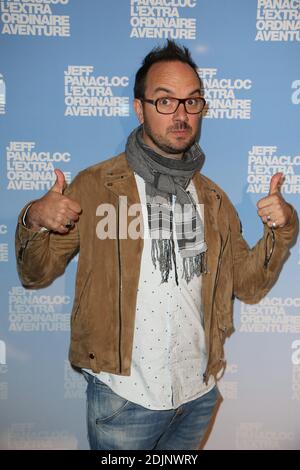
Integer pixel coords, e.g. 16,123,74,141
16,41,298,450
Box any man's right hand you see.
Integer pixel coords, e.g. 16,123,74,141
25,169,82,233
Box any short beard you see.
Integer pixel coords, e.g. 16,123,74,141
143,120,196,155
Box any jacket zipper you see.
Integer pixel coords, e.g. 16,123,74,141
116,201,122,374
264,228,275,268
203,235,223,382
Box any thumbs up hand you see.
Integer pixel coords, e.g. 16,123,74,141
25,169,82,233
52,168,67,194
257,172,293,229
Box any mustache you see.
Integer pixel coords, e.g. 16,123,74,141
168,122,192,132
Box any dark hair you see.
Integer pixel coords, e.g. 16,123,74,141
134,40,200,99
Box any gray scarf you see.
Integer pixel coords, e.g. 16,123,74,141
125,126,207,284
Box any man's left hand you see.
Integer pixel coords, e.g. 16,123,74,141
257,172,293,229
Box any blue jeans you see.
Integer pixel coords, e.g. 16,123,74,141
82,371,220,450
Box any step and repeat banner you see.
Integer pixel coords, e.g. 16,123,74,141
0,0,299,450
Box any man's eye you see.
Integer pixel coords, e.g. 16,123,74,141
158,98,171,106
187,99,197,106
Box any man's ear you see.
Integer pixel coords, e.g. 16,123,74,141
133,99,144,124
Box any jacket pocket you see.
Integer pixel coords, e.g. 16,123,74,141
71,270,92,324
215,308,235,344
214,229,235,342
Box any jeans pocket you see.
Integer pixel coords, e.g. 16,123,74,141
81,369,92,383
84,372,130,424
95,391,129,424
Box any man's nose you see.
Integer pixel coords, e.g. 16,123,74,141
173,102,188,120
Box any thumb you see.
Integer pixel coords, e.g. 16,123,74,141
51,169,66,194
269,172,284,196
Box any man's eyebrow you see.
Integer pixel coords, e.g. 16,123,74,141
188,88,202,96
152,87,202,96
153,87,172,94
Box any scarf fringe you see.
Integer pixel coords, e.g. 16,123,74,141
152,240,206,284
182,252,207,283
151,239,173,283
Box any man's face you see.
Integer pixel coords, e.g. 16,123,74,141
134,60,202,159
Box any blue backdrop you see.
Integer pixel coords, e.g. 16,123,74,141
0,0,299,449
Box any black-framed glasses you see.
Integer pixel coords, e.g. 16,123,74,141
141,96,206,114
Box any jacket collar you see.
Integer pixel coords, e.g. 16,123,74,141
104,153,223,207
103,154,140,207
103,152,223,220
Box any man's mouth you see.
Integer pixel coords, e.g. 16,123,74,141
171,128,191,137
169,123,192,135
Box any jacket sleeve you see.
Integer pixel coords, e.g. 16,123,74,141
15,174,82,289
226,196,299,304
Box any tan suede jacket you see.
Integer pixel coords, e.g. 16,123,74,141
15,153,298,381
